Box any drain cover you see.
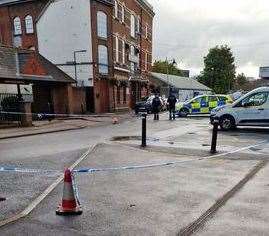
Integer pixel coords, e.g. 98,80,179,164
0,197,6,202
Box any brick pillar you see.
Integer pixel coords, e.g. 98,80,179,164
19,102,32,127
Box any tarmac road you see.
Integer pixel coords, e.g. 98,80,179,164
0,114,269,235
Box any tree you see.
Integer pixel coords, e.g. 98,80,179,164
152,60,185,77
235,73,248,87
198,45,236,94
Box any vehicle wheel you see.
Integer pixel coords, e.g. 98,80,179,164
220,115,236,131
180,108,189,117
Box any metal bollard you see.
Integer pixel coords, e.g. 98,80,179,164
141,114,147,148
210,120,219,154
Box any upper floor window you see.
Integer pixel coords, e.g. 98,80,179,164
25,15,34,34
97,11,107,38
122,39,125,64
130,14,135,38
115,36,119,62
13,17,22,35
145,24,148,39
121,4,125,23
98,45,108,75
114,1,118,18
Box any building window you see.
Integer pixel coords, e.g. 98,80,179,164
121,4,125,23
98,45,108,74
114,1,118,18
13,17,22,35
122,39,125,64
145,53,148,71
123,86,127,103
25,15,34,34
117,86,121,103
136,17,140,34
115,36,119,63
130,45,135,56
97,11,107,38
145,24,148,39
130,14,135,38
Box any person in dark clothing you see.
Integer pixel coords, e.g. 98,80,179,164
167,93,177,120
152,94,161,120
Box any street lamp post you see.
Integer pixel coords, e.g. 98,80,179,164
73,50,87,84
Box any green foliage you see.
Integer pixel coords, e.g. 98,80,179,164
152,60,184,77
198,45,236,94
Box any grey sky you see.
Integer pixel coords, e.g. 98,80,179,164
148,0,269,77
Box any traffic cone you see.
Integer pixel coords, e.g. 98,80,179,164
56,169,82,216
112,117,119,124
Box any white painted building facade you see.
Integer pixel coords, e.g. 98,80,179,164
37,0,94,87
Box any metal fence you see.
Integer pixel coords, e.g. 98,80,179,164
0,93,32,123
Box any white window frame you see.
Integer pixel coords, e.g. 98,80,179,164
25,15,34,34
121,4,125,23
98,45,108,75
122,39,125,64
114,1,118,18
97,11,107,39
130,14,135,38
115,36,119,63
13,17,22,35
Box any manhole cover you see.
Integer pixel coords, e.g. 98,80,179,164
0,197,6,202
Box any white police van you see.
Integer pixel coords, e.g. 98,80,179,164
211,87,269,130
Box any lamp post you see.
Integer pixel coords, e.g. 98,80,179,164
73,50,87,83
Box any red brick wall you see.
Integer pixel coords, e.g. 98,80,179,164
0,0,48,49
91,0,114,113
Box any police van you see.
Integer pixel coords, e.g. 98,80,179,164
211,87,269,130
176,94,233,117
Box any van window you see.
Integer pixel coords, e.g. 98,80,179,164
239,92,269,107
209,96,218,102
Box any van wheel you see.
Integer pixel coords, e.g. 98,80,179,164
180,108,189,117
220,115,236,131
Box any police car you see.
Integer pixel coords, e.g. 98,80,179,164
176,94,233,117
211,87,269,131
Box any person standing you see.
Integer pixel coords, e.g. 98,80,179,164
152,94,161,120
167,93,177,120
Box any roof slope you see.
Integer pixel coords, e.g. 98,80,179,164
150,72,212,91
0,46,74,83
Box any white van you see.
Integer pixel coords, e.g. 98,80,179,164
210,87,269,130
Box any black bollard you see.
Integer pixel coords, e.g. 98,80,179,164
210,120,219,154
141,114,147,148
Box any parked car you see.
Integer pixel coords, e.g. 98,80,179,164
135,96,166,114
176,94,233,117
211,87,269,131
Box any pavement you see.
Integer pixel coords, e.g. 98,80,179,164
0,113,133,139
0,113,269,235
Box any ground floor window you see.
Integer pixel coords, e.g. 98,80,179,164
117,86,121,103
123,86,127,104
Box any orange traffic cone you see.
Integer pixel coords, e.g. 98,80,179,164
56,169,82,216
112,117,119,124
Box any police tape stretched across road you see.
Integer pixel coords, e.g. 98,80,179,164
0,140,266,175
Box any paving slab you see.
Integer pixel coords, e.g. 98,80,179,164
196,163,269,236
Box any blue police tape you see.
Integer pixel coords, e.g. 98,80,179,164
0,140,267,175
0,166,61,174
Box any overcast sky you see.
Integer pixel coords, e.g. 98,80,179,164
147,0,269,78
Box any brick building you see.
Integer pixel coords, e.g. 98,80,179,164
36,0,154,113
112,0,154,110
0,0,86,114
